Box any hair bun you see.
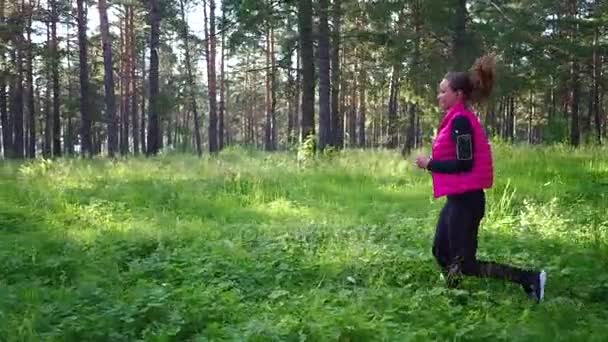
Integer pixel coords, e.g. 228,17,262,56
469,54,496,103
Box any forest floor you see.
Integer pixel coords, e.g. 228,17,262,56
1,143,607,341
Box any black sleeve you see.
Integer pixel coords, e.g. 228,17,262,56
427,115,474,173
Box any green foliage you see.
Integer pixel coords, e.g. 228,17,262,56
1,144,607,340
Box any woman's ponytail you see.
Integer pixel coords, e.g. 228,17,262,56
469,54,496,104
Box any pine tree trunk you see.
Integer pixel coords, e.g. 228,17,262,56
26,1,35,158
65,5,75,155
568,0,580,147
339,47,347,148
348,61,357,147
453,0,468,70
298,0,315,143
10,42,24,159
140,48,146,152
569,60,580,147
295,47,301,143
0,74,8,158
387,63,400,148
120,9,130,155
50,0,60,156
0,0,8,158
98,0,118,157
77,0,92,157
179,0,202,156
357,66,366,148
592,25,601,144
147,0,161,155
317,0,331,151
264,27,273,151
270,28,277,150
404,0,421,154
287,65,295,145
218,1,226,149
130,8,139,155
508,96,515,142
330,0,341,148
204,0,219,153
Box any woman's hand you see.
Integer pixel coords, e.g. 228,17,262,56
415,155,431,170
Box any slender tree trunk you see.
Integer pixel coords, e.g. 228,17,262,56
339,47,347,148
264,27,274,151
295,47,301,142
387,63,400,148
348,60,357,147
569,61,580,147
0,0,8,158
98,0,118,157
404,0,422,153
65,4,74,155
0,75,7,158
120,9,130,155
357,66,366,148
147,0,161,155
11,41,24,159
130,8,139,155
44,37,52,157
179,0,202,156
204,0,219,153
568,0,580,147
287,63,295,145
77,0,92,157
592,25,601,144
270,28,277,149
317,0,331,151
50,0,60,156
298,0,315,143
119,16,125,153
508,96,515,142
330,0,341,148
140,48,146,152
26,1,35,158
218,0,226,149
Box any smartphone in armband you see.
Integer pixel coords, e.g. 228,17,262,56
456,134,472,161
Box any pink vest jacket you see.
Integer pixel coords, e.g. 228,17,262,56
431,101,493,198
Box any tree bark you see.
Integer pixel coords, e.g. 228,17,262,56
25,0,35,158
264,26,275,151
179,0,202,156
147,0,161,155
98,0,118,157
387,63,400,148
10,39,24,158
140,48,146,152
51,0,61,156
204,0,219,153
330,0,341,148
77,0,92,157
592,25,601,144
0,0,9,157
219,0,226,149
317,0,331,151
298,0,315,143
130,7,139,154
357,66,366,148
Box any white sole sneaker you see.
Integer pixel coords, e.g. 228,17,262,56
538,270,547,302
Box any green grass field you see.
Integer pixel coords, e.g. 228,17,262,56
1,144,607,341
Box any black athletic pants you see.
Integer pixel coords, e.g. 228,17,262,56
432,190,535,287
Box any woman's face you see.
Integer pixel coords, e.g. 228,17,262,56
437,79,462,111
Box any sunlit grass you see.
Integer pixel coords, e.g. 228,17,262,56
0,144,607,340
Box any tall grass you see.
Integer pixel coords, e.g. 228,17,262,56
0,144,607,341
